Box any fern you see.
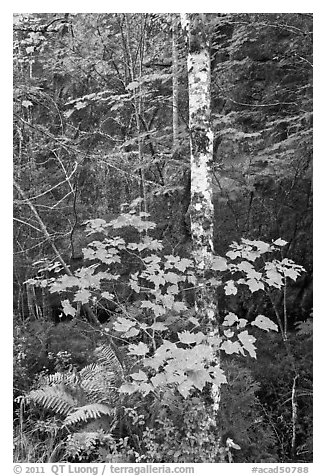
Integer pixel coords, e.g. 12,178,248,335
63,403,113,426
65,431,103,459
80,364,118,405
28,386,76,416
47,371,80,386
94,344,124,379
79,363,103,381
23,344,123,426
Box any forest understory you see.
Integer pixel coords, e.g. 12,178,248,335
13,13,312,464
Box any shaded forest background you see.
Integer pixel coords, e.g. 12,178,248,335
13,13,312,464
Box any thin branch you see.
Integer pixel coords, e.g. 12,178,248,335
13,16,68,34
295,55,313,68
13,180,101,327
16,162,78,203
14,180,71,274
14,238,53,255
13,217,43,233
226,19,312,37
217,84,298,108
50,190,74,209
291,375,298,459
14,114,76,156
51,150,75,193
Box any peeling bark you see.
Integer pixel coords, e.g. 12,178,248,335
182,14,216,331
172,14,179,150
182,13,220,411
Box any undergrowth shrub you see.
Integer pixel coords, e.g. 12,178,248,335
17,203,308,463
246,329,313,462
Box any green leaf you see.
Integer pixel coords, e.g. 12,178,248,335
251,240,271,253
273,238,288,246
129,276,141,293
61,300,77,317
211,256,228,271
220,340,242,355
224,329,234,338
222,312,238,326
130,370,148,381
151,273,166,287
141,301,166,317
178,331,197,344
264,266,283,288
137,382,153,395
73,289,91,304
166,284,179,295
188,369,210,390
174,258,193,272
50,275,79,292
173,301,188,312
164,272,181,284
282,267,301,280
102,292,114,300
85,218,108,234
251,315,278,332
151,373,167,387
245,278,264,293
238,331,257,358
226,250,240,260
177,380,192,398
149,322,168,331
238,318,247,328
237,260,255,273
125,327,140,338
189,316,200,326
207,277,222,286
143,254,161,265
186,273,197,285
224,280,237,295
128,342,149,356
207,334,222,348
119,383,138,394
22,100,33,108
114,317,135,333
210,367,227,386
126,80,140,90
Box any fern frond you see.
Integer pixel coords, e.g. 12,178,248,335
95,344,124,379
84,386,119,406
24,345,123,425
80,363,114,383
63,403,113,426
79,362,118,404
46,371,79,386
28,386,77,416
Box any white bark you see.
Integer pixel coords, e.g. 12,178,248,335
182,13,220,412
182,14,215,281
172,14,179,149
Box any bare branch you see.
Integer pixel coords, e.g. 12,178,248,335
14,180,101,326
13,217,43,233
16,162,78,203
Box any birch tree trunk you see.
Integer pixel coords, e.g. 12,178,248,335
172,14,179,150
181,13,220,410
